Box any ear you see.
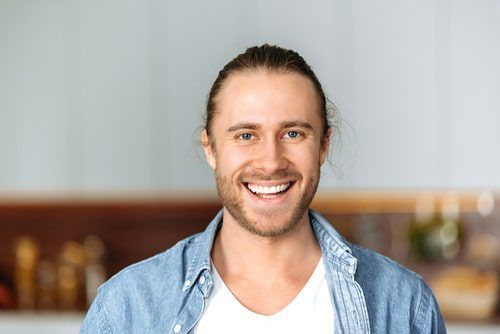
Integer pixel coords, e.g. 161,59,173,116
201,129,216,170
319,127,331,166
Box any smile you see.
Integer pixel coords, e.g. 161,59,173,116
244,181,294,198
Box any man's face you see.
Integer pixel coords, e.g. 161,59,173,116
202,70,330,237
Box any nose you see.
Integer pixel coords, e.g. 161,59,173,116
253,138,288,174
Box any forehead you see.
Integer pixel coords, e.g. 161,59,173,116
214,70,322,128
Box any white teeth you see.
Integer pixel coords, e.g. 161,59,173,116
247,182,291,194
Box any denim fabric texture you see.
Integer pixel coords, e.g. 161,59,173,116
80,209,446,334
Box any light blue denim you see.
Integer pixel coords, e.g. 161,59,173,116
81,209,446,333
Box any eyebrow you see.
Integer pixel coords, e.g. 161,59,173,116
281,120,314,131
226,123,260,133
226,120,314,133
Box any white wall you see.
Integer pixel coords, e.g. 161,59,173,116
0,0,499,192
0,1,71,190
449,0,500,188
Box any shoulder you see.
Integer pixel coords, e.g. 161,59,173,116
350,242,423,289
100,231,203,300
348,242,444,333
108,232,200,285
81,232,203,333
349,241,426,302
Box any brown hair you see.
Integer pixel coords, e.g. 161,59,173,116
204,44,335,145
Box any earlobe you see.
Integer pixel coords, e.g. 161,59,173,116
201,129,217,170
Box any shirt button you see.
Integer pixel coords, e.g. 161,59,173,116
199,276,205,284
173,324,182,333
183,280,191,287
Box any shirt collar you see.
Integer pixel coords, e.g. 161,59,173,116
309,209,358,275
182,209,222,292
184,208,357,290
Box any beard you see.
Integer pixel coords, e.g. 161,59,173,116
215,167,320,238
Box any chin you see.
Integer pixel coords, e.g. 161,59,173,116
235,207,304,238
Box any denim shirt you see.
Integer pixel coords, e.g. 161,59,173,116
80,209,446,334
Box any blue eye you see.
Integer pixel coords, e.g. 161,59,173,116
285,131,300,139
239,133,253,140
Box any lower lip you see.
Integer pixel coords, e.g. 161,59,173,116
243,182,295,206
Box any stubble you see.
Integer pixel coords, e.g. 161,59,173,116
215,168,320,238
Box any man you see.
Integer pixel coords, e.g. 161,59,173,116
81,45,446,333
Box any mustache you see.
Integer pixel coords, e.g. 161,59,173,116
238,169,302,182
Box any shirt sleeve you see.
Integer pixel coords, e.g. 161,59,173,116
425,292,447,333
416,281,447,334
80,291,114,334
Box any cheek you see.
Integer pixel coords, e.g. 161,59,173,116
286,144,322,168
216,146,252,176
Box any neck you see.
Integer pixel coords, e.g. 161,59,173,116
211,209,322,282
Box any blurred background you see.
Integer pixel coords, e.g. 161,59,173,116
0,0,499,333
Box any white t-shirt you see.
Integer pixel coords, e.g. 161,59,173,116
193,258,334,333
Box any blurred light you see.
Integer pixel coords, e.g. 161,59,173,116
477,191,495,217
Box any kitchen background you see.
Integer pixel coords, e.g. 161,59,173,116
1,0,499,333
